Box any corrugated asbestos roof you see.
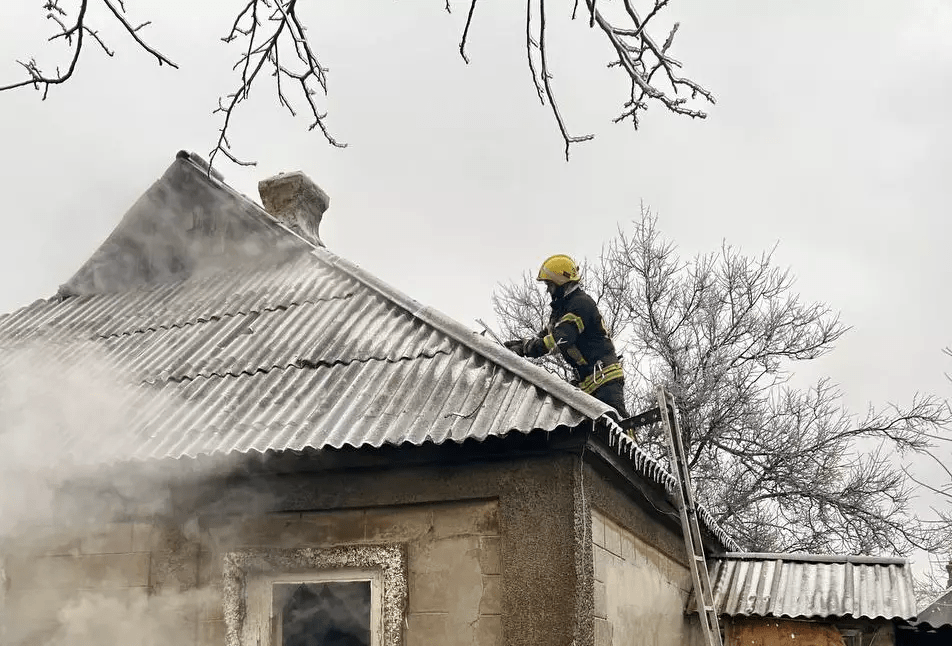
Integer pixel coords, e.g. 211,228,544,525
0,173,607,459
0,151,735,548
916,588,952,629
688,552,917,621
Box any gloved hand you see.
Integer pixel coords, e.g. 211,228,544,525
504,339,527,357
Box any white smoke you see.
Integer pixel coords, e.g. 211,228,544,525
47,589,217,646
0,342,238,645
0,345,137,537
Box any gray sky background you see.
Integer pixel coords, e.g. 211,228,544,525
1,1,950,576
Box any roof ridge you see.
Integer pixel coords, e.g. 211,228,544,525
918,586,952,610
302,246,746,549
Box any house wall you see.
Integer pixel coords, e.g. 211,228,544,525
0,521,159,646
590,508,703,646
1,447,701,646
582,461,705,646
0,451,605,646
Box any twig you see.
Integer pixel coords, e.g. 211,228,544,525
101,0,177,68
521,0,710,157
459,0,478,64
83,26,115,57
539,0,594,160
525,0,544,104
475,318,506,346
0,0,91,96
46,12,73,41
902,464,952,500
217,132,256,167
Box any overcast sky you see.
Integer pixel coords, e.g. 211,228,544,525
1,1,950,573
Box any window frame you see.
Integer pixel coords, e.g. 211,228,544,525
223,545,407,646
249,568,383,646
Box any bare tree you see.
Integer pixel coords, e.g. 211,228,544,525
904,370,952,595
494,210,951,555
1,1,712,166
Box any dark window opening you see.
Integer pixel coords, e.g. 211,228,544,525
273,581,372,646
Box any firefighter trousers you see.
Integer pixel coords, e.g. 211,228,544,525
591,379,629,419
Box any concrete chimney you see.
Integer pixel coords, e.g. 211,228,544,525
258,171,329,247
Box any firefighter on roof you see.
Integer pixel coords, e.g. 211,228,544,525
504,254,629,418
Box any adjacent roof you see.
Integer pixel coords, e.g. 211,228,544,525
690,552,917,621
917,588,952,629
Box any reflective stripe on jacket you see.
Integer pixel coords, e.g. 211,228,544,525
578,362,624,394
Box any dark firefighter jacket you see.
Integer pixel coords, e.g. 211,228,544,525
523,284,624,394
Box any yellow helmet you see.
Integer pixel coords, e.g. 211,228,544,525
537,254,580,286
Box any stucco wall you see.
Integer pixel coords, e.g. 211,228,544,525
591,508,703,646
195,453,583,646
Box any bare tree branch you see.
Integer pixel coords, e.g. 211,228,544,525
0,0,91,97
525,0,545,104
211,0,345,169
2,0,715,165
101,0,176,69
0,0,174,98
539,0,594,160
459,0,478,64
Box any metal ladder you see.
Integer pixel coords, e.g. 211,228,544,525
655,387,723,646
625,388,723,646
